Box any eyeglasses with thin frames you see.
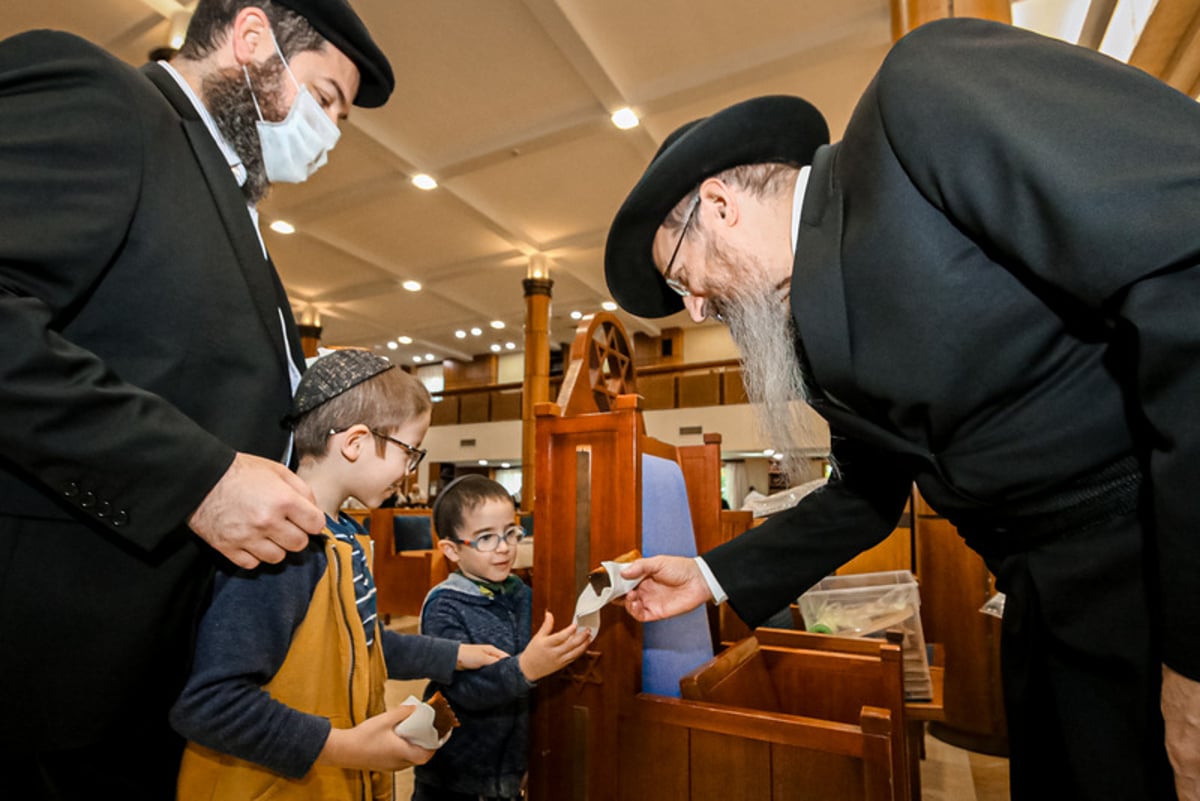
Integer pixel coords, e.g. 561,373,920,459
456,525,526,553
369,429,426,474
662,194,700,298
328,427,427,474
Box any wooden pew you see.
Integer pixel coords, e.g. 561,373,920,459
527,313,903,801
368,508,448,622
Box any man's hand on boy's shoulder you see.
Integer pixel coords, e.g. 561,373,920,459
456,643,508,670
518,611,591,683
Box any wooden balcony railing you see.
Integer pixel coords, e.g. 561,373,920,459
430,359,745,427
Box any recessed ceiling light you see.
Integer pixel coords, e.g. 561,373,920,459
504,342,516,350
397,336,412,345
611,107,639,130
386,341,398,350
490,344,502,353
500,462,511,469
601,301,618,311
570,310,583,320
470,327,483,336
425,353,436,361
412,355,423,363
411,173,438,190
402,280,422,292
455,330,467,339
269,220,295,234
490,320,505,329
478,460,489,466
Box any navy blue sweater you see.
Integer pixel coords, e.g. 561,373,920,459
170,534,459,778
415,573,535,798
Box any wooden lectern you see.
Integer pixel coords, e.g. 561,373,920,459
527,314,904,801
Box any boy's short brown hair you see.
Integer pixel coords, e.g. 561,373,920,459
291,350,431,459
432,475,516,542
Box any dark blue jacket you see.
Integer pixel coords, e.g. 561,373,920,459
415,573,534,798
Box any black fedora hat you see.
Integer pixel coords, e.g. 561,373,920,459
275,0,394,108
604,95,829,318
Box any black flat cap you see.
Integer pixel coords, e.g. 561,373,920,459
274,0,394,107
604,95,829,318
290,349,395,420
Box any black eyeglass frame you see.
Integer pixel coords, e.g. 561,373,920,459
662,193,700,297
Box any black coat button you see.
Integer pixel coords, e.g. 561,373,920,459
111,510,129,527
63,481,80,498
96,500,111,519
80,491,96,509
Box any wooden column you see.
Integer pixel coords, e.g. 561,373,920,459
297,324,321,360
891,0,1011,40
521,259,553,512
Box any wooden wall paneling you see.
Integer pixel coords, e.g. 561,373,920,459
457,391,490,424
637,373,676,410
771,745,866,801
677,372,721,408
722,368,748,404
618,717,689,801
913,498,1008,755
690,729,772,801
490,388,522,420
443,353,496,390
429,395,458,426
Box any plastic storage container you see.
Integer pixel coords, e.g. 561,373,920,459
796,569,933,701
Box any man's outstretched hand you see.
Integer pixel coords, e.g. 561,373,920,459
618,555,713,622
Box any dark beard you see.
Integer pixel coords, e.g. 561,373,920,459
712,240,815,485
201,56,287,205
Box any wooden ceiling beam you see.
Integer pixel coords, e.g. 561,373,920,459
890,0,1011,41
1128,0,1200,96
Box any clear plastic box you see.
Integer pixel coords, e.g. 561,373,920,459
796,569,932,701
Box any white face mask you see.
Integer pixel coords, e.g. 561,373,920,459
244,31,341,184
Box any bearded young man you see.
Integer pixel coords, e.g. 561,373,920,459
0,2,391,798
605,19,1200,801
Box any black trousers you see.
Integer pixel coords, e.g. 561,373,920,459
1,726,184,801
978,509,1177,801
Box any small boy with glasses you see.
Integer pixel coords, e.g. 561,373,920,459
412,475,591,801
171,350,506,801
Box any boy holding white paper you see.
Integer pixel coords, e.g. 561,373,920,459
170,350,504,801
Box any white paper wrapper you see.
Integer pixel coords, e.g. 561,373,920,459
392,695,453,749
574,560,642,641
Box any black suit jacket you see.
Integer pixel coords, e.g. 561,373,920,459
0,31,306,746
704,20,1200,677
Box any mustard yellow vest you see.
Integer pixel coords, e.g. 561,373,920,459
177,534,391,801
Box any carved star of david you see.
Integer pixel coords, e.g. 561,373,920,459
587,322,634,410
564,650,604,688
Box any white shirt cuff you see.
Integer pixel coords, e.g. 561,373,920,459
694,556,727,606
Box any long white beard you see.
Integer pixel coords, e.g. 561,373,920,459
722,279,814,485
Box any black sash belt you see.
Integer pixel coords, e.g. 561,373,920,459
949,455,1142,560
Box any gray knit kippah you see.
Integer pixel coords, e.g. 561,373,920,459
290,349,395,420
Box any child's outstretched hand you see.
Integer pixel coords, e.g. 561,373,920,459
518,611,591,682
456,642,509,669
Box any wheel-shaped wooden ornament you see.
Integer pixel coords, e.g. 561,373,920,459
556,312,638,415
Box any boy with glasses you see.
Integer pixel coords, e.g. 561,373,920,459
413,475,591,801
171,350,506,801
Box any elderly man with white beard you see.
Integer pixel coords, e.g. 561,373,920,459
603,19,1200,801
